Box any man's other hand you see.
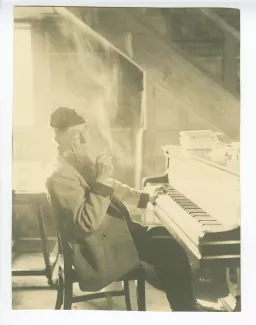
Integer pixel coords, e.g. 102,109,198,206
95,151,114,184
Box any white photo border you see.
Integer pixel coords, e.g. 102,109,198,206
1,1,256,324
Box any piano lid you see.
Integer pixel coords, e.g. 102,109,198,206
162,145,240,228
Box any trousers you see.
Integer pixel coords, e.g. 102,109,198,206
131,225,196,311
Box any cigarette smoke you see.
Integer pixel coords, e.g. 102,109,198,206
13,12,143,188
47,15,144,186
49,16,118,158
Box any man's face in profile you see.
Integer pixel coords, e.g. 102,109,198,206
70,124,92,159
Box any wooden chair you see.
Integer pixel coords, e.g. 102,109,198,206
54,215,146,311
12,191,55,285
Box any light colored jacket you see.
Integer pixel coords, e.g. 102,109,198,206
47,156,149,291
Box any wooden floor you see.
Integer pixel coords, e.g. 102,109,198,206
12,253,224,311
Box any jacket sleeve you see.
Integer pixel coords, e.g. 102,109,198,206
48,172,114,234
108,178,150,209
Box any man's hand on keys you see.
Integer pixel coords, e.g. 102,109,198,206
149,185,166,204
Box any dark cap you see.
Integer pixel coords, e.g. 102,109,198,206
50,107,86,130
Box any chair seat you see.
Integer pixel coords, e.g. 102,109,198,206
71,265,144,284
68,261,154,284
62,265,144,287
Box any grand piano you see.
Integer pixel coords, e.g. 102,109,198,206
143,145,240,311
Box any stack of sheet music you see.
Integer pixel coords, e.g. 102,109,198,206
179,130,219,150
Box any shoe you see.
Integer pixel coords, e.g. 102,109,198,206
192,302,225,312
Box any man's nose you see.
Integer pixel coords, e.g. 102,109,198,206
80,134,86,144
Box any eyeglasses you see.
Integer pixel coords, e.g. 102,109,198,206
70,126,90,142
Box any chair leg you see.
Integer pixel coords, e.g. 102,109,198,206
63,278,73,310
55,275,64,310
123,280,132,311
136,277,146,311
37,206,52,284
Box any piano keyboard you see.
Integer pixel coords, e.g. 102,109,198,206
163,185,223,230
148,183,240,263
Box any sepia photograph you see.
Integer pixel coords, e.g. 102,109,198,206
12,6,240,312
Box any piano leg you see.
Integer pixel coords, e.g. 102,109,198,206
218,268,241,312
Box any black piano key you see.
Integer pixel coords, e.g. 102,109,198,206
168,190,186,194
200,221,222,225
184,208,206,213
189,209,216,217
190,214,215,221
174,199,194,203
189,211,209,215
189,213,219,224
175,201,195,205
176,203,198,209
172,198,191,202
173,200,197,205
174,201,194,205
195,217,215,222
174,201,195,205
179,205,199,209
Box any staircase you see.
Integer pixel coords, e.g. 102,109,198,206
67,7,240,141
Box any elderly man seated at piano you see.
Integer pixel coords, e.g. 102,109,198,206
46,107,220,312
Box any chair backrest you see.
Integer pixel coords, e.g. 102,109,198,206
46,184,74,276
56,218,73,275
